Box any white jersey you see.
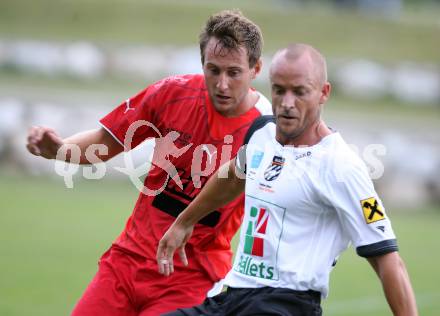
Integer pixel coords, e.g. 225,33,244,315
224,116,397,298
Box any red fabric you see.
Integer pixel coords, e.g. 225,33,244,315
81,74,266,314
71,247,213,316
99,74,264,282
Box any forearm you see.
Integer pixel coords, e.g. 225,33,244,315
368,252,418,316
157,159,245,274
176,159,245,227
382,259,418,316
61,128,123,164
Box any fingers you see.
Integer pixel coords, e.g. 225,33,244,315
27,126,42,155
178,246,188,267
28,126,45,143
157,241,166,274
27,126,41,147
26,143,41,156
157,240,175,277
46,131,63,146
159,252,174,277
156,224,194,276
26,126,61,158
157,243,189,276
27,126,57,144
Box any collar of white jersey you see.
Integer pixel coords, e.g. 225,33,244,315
273,131,341,152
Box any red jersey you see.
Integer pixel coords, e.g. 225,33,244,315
100,74,272,282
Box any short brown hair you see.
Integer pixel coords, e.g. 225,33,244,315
199,10,263,68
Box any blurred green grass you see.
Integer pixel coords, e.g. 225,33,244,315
0,173,136,316
0,173,439,315
0,0,439,62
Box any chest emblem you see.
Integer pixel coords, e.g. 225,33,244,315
263,155,285,181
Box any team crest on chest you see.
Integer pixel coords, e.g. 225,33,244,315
264,155,285,181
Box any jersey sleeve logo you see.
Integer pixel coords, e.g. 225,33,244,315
123,99,135,114
361,197,385,224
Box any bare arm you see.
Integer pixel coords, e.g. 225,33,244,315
157,158,245,276
367,251,418,316
27,126,123,164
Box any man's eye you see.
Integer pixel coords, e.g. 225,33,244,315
228,70,240,77
273,87,284,95
295,89,307,97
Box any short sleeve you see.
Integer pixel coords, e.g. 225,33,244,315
324,157,398,258
99,78,168,149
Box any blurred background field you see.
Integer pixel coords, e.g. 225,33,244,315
1,0,440,61
0,0,439,315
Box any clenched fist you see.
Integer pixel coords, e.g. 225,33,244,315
26,126,64,159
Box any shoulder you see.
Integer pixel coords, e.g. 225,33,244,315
320,133,362,165
151,74,205,91
243,115,275,145
254,92,273,115
144,74,205,104
320,133,371,184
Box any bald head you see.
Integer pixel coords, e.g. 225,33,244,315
271,43,327,86
268,43,331,146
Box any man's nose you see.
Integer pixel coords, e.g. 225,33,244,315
216,73,229,91
281,92,295,109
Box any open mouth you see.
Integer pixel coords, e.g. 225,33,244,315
216,94,231,103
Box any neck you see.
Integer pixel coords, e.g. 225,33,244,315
223,90,258,117
277,119,332,147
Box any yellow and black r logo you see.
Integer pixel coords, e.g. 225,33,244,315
361,197,385,224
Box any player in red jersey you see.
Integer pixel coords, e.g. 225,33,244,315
26,10,272,316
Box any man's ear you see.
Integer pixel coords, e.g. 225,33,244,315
251,59,263,79
319,82,331,105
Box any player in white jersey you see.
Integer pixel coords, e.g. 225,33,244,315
156,44,418,316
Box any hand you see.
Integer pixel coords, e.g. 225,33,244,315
156,221,194,276
26,126,64,159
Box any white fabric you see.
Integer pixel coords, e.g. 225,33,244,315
254,92,273,115
206,279,225,297
227,122,395,298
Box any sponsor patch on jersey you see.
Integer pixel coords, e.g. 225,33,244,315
235,197,286,281
243,206,269,257
236,254,275,280
361,197,385,224
264,155,285,181
250,150,264,169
